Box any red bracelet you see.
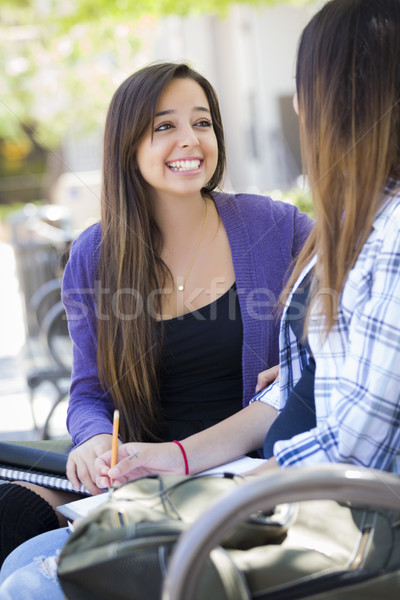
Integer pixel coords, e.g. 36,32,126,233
172,440,189,475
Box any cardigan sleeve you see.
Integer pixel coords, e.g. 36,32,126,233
62,225,114,447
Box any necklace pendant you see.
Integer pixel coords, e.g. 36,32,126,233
174,199,208,296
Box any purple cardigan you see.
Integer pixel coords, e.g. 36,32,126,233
62,192,313,446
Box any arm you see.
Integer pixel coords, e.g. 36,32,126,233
181,399,278,473
95,401,278,488
62,227,116,492
62,228,115,446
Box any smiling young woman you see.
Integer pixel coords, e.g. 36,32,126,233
64,62,312,481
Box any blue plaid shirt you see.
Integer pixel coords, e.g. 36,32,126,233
253,176,400,473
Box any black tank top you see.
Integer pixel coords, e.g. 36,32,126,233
157,283,243,441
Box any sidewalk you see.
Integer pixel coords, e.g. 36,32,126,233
0,241,68,440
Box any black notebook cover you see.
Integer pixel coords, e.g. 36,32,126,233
0,440,72,475
0,440,89,494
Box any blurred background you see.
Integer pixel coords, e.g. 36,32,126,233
0,0,318,442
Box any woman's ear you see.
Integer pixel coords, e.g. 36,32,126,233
293,92,299,116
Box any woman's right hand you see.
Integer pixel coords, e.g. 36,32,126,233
67,434,119,495
95,441,186,489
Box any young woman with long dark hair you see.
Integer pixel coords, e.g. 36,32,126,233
0,61,311,569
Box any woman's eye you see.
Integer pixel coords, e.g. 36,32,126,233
194,120,213,128
154,122,174,132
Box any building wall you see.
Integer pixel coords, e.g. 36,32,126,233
153,3,316,192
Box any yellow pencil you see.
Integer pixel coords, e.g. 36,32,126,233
110,409,120,469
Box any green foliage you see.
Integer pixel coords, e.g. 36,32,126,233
0,8,144,148
268,185,314,218
0,0,310,149
0,200,36,221
284,186,314,218
1,0,300,24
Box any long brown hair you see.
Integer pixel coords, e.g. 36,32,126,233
282,0,400,335
97,63,226,442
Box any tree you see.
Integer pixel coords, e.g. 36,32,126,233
0,0,310,149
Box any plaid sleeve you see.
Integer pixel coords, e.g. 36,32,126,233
249,377,281,409
274,203,400,472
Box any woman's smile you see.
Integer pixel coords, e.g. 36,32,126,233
166,158,203,173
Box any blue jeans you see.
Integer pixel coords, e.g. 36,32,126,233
0,528,69,600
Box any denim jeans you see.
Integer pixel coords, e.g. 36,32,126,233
0,527,69,600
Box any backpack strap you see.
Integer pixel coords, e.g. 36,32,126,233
209,546,251,600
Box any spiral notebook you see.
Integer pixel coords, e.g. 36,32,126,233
0,440,88,495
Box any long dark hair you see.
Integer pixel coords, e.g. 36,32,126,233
282,0,400,334
97,63,226,442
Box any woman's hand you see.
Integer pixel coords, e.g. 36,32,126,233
244,456,280,477
255,365,279,393
95,441,185,489
67,434,121,495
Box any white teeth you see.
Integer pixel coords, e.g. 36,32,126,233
167,159,201,171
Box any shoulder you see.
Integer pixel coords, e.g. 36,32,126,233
214,191,310,222
371,191,400,251
380,191,400,232
214,191,277,216
69,222,101,257
64,223,101,286
349,193,400,292
213,191,313,244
